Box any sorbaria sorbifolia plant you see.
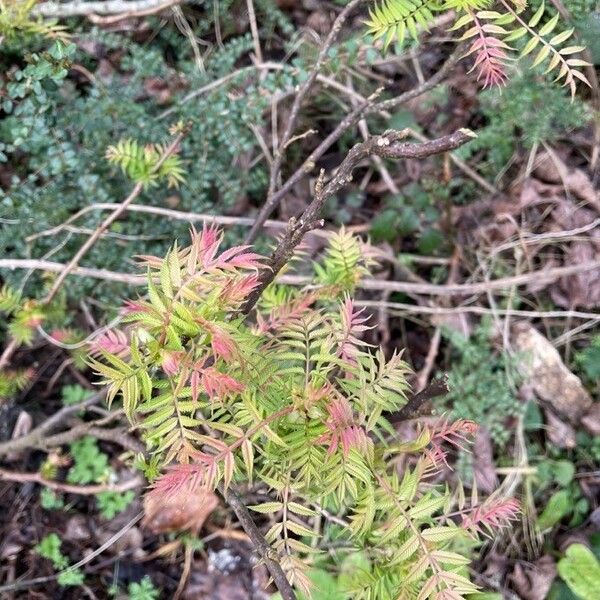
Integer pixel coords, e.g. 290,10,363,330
366,0,590,95
92,227,519,599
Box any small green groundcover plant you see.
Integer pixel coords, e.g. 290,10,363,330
442,323,523,448
92,227,519,599
35,532,161,596
35,533,84,587
38,433,135,519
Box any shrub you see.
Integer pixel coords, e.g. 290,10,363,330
92,227,519,598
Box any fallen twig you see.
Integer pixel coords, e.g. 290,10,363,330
32,0,184,17
0,468,143,495
3,255,598,300
0,393,102,457
219,484,297,600
246,47,466,242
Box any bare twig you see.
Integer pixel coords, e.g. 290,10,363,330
0,259,146,285
365,45,464,116
246,47,465,243
0,513,143,594
42,424,145,454
3,256,599,300
219,484,297,600
278,259,600,296
268,0,362,185
390,377,450,423
32,0,184,17
354,300,600,322
246,0,263,64
25,202,335,244
0,393,102,457
0,338,19,371
414,248,461,392
0,468,143,495
415,327,442,393
242,129,475,312
246,0,363,244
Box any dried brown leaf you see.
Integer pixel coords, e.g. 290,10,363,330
508,555,557,600
512,322,593,423
545,409,577,449
143,485,218,534
472,427,498,494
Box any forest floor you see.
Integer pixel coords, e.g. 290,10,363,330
0,1,599,599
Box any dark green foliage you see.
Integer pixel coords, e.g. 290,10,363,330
441,324,523,447
0,29,303,304
457,69,589,176
576,335,600,382
371,183,441,246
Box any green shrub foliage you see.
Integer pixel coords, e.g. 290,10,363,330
92,228,519,598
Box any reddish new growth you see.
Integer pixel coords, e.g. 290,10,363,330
318,396,369,457
462,497,521,535
255,292,320,334
185,224,265,274
337,297,370,365
160,349,183,376
191,365,244,402
121,299,149,315
149,462,210,498
90,329,129,357
466,13,510,88
427,418,479,467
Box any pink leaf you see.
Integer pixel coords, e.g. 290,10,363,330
317,397,369,457
90,329,129,357
462,497,520,535
338,297,370,364
161,350,183,376
201,367,244,400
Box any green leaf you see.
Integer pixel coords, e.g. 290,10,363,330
417,228,444,254
557,544,600,600
521,36,541,57
539,13,560,37
550,28,574,47
553,460,575,486
529,2,546,28
287,502,317,517
537,489,571,530
421,526,462,543
532,45,552,68
249,502,283,514
408,494,446,519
